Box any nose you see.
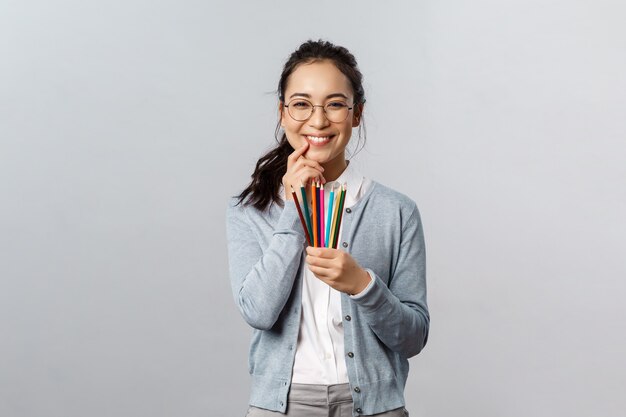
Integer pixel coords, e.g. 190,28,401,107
308,105,330,129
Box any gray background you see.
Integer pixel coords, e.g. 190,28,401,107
1,1,625,416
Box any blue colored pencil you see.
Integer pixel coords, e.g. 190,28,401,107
325,184,335,247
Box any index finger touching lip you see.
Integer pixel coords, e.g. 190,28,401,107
288,142,309,163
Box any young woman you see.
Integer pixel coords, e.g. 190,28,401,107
226,40,429,417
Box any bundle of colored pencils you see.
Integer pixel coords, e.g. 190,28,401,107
290,181,346,248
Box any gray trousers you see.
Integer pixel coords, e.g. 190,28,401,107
245,383,408,417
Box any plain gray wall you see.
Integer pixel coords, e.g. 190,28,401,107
1,1,625,416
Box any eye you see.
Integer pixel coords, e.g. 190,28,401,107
291,100,311,108
327,101,348,108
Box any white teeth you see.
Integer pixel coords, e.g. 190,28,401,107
306,135,331,143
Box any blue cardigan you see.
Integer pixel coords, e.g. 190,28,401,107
226,180,429,416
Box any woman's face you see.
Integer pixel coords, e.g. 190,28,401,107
280,60,361,170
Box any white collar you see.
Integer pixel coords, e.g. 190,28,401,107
279,160,364,204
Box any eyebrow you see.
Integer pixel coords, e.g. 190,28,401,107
288,92,349,100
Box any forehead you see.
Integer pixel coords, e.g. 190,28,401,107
285,60,353,100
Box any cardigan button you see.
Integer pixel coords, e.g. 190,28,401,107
347,352,354,358
356,408,362,413
344,315,351,321
342,242,348,248
346,208,352,213
354,386,361,393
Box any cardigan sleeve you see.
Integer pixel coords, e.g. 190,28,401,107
226,198,306,330
350,203,430,358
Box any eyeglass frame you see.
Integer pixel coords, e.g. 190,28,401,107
283,98,355,123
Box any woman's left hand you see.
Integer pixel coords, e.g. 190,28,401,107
305,247,372,295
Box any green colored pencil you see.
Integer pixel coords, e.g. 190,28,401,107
299,182,313,243
332,183,347,249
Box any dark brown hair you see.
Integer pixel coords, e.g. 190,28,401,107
234,39,367,211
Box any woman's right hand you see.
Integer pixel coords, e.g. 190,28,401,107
282,142,326,201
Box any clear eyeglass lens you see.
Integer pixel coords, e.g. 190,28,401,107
287,100,349,122
288,100,313,121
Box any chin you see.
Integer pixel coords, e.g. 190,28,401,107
305,151,330,163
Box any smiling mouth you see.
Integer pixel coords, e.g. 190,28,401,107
304,135,335,146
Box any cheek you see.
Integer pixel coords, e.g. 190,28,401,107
283,125,300,140
337,124,353,142
285,123,310,145
284,132,300,149
282,124,306,150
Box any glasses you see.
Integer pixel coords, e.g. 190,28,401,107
284,98,354,123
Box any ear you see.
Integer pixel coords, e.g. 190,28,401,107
352,103,364,127
278,101,285,127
